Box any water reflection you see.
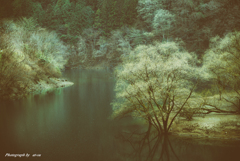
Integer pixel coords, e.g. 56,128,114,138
0,69,239,161
115,126,181,161
114,122,240,161
14,89,67,144
0,69,117,161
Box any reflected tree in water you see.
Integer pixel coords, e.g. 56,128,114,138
115,128,180,161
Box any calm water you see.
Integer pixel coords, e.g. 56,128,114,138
0,69,239,161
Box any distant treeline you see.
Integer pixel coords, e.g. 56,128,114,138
1,0,240,62
1,0,240,54
0,0,137,43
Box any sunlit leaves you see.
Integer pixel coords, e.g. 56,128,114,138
112,41,201,121
153,9,175,33
137,0,162,28
203,31,240,110
2,19,69,70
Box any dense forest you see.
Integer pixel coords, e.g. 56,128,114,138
1,0,239,59
0,0,240,123
1,1,240,160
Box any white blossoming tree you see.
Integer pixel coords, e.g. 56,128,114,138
202,31,240,113
112,41,203,134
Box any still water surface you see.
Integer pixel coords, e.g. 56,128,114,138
0,69,239,161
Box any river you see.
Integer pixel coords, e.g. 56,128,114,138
0,69,239,161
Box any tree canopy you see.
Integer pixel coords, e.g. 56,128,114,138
202,31,240,113
112,41,204,133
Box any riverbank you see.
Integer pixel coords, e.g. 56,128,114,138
6,77,74,100
170,113,240,140
118,113,240,142
30,77,74,93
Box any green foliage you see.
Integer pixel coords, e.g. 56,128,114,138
203,32,240,91
125,28,150,47
0,18,72,99
26,0,94,43
12,0,33,17
137,0,162,29
1,0,239,72
136,0,240,55
81,28,101,56
108,1,117,29
93,0,138,35
152,9,175,40
31,2,46,23
0,49,31,99
203,31,240,112
17,17,38,31
107,29,131,62
94,9,102,29
2,18,69,70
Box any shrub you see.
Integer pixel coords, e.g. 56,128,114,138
81,28,102,57
107,30,131,63
2,18,69,71
0,18,70,99
0,49,32,99
203,31,240,113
